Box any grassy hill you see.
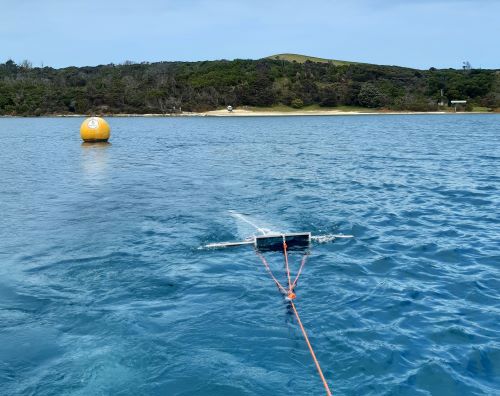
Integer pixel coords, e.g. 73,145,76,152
266,53,354,66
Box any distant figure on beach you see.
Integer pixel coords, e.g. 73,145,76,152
227,105,233,112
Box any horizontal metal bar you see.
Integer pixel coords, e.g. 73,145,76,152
204,240,255,249
203,232,354,251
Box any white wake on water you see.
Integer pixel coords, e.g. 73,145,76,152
312,234,354,243
228,210,276,236
311,234,337,243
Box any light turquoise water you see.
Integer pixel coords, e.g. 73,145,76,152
1,115,499,395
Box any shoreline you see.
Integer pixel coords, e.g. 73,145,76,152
0,110,498,118
199,109,498,117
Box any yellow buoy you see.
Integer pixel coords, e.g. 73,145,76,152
80,117,111,142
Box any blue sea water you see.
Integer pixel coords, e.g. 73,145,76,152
0,114,499,396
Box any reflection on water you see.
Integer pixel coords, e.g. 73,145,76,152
80,142,111,184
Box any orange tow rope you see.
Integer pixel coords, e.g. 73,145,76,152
290,301,332,396
255,237,333,396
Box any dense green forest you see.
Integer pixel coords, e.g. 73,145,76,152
0,57,498,115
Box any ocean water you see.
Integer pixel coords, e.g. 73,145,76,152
0,114,499,396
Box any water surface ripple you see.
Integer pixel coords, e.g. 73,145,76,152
1,115,499,395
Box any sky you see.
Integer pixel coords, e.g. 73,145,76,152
1,0,499,69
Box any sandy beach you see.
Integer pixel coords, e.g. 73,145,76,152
200,108,456,117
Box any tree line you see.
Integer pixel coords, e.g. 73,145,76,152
0,58,498,115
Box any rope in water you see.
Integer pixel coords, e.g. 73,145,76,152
255,236,333,396
290,300,332,396
254,250,288,295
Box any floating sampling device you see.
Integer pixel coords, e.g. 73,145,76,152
205,228,353,395
80,117,110,142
